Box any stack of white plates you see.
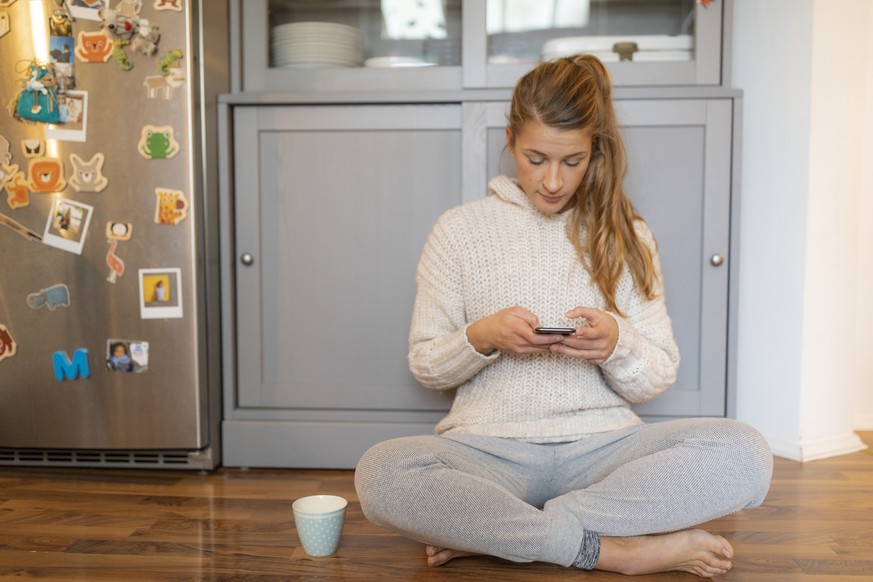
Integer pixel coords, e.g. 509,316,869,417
271,22,364,68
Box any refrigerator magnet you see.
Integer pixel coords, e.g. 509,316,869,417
138,268,183,319
27,283,71,311
21,138,44,158
75,29,113,63
138,125,179,159
106,338,148,373
153,0,181,12
49,27,76,93
144,70,185,99
27,158,66,193
66,1,107,22
0,134,11,164
53,348,90,381
106,239,125,283
154,187,187,225
106,221,132,241
46,91,88,142
0,11,9,39
42,196,93,255
69,152,108,192
4,170,29,209
0,323,15,364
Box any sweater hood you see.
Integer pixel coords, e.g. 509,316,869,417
487,175,571,222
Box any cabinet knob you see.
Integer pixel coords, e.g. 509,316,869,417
710,253,725,267
240,253,255,266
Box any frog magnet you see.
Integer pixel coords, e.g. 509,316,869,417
138,125,179,159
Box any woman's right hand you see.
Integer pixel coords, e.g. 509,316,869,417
466,306,562,356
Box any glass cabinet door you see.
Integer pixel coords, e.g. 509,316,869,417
467,0,724,88
241,0,464,91
268,0,462,68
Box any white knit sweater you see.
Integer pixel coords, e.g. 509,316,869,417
408,176,680,442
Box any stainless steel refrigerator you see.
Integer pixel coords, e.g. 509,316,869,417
0,0,228,469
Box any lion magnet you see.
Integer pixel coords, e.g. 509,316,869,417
27,158,66,193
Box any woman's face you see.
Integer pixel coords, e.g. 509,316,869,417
507,120,594,215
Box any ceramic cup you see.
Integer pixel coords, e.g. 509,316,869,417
292,494,348,557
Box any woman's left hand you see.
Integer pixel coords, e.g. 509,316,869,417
550,306,619,364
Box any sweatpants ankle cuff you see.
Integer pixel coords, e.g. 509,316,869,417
572,530,600,570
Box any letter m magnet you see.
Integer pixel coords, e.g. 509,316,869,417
53,349,90,381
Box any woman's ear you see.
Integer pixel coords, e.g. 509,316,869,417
505,126,515,153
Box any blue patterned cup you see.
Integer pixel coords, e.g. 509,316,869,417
292,495,348,557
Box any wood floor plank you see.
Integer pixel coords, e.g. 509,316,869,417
0,432,870,579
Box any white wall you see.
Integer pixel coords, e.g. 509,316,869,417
731,0,872,460
856,3,873,431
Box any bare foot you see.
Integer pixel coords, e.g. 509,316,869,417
596,529,734,578
424,545,480,567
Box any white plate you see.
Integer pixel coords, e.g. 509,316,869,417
364,56,436,68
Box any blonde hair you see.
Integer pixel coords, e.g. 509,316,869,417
507,54,659,314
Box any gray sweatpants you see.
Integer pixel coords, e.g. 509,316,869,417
354,418,773,568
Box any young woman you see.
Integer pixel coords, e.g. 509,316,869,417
355,55,773,577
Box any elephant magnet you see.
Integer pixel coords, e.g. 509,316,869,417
27,283,71,311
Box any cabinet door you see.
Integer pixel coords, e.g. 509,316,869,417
464,0,724,88
472,98,733,417
232,105,462,415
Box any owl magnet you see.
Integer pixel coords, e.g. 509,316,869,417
154,187,187,225
21,138,44,158
138,125,179,159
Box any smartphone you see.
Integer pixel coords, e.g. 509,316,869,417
534,327,575,335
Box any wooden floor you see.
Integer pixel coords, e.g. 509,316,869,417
1,434,871,581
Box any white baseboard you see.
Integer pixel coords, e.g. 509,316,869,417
767,431,868,462
854,413,873,431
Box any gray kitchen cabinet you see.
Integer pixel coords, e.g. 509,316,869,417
219,91,741,468
221,0,740,468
